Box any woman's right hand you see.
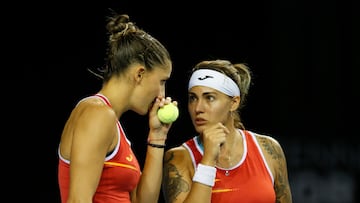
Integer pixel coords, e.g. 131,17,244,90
147,97,177,141
201,123,229,166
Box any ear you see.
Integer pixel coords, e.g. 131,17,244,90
230,96,241,111
134,65,146,82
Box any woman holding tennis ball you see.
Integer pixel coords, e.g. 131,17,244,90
157,103,179,124
58,12,177,203
162,59,292,203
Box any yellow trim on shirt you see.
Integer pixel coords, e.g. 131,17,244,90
104,161,139,171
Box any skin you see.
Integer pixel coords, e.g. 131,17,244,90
163,85,292,203
59,63,176,203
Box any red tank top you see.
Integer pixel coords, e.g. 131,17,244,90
183,130,275,203
58,94,141,203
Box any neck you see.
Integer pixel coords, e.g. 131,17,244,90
99,79,134,118
221,129,242,152
216,129,243,168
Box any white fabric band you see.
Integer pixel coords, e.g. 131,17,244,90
188,69,240,96
192,163,217,187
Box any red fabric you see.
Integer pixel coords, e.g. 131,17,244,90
58,95,141,203
183,130,276,203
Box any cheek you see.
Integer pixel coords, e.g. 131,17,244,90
188,103,196,117
147,83,162,98
213,108,228,118
210,105,231,121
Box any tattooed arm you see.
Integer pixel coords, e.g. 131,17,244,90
162,146,213,203
256,134,293,203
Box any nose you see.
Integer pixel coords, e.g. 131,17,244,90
193,99,205,114
159,86,166,98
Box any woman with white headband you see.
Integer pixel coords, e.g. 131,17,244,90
162,59,292,203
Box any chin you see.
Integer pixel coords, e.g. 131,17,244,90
133,107,149,116
141,108,150,116
193,125,204,134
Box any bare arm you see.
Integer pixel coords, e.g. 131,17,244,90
163,147,217,203
257,135,293,203
131,97,176,203
66,104,117,203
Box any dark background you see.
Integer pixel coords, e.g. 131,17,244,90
4,0,357,202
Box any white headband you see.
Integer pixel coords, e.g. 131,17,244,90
188,69,240,96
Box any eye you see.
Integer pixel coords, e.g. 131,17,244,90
188,95,197,103
206,95,215,102
160,80,167,85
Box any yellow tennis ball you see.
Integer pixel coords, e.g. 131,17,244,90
157,103,179,124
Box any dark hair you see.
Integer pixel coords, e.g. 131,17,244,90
90,11,171,82
191,59,252,129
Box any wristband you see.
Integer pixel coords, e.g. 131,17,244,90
192,163,217,187
147,142,166,148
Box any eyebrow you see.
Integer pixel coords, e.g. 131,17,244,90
188,91,218,96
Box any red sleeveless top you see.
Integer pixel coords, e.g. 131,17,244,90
58,94,141,203
183,130,275,203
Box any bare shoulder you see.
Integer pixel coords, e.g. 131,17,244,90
164,146,190,165
253,133,287,173
74,97,117,127
69,96,118,144
164,145,194,177
77,96,115,116
60,96,118,160
253,133,283,155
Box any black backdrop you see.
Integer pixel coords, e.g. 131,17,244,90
4,0,356,202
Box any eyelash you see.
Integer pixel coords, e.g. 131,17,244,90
188,95,215,102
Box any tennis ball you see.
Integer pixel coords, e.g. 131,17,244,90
157,103,179,124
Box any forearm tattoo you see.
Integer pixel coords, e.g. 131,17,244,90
163,152,190,203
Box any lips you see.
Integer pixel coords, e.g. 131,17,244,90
194,118,207,125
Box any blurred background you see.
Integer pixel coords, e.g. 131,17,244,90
4,0,356,202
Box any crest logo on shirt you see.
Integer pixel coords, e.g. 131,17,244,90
126,154,133,161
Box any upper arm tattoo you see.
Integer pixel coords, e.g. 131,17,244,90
258,136,292,203
163,151,190,203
